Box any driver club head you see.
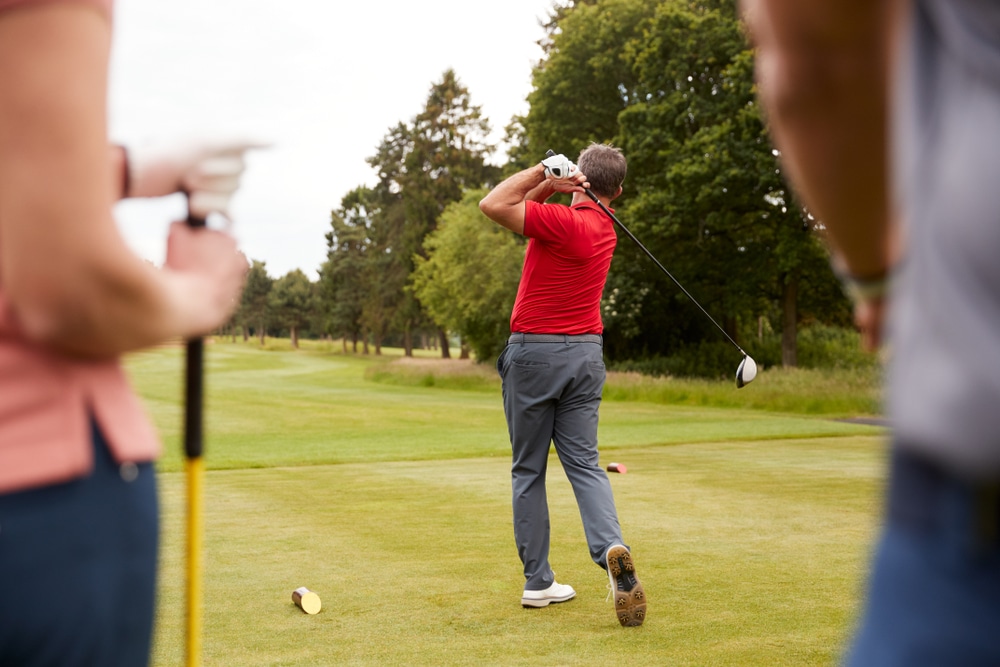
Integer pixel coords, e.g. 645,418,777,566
736,354,757,388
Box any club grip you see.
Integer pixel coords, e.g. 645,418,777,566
184,200,206,460
184,339,204,458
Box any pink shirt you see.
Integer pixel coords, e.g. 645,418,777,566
0,0,160,495
510,200,617,335
0,0,111,12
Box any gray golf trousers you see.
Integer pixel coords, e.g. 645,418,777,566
497,334,624,590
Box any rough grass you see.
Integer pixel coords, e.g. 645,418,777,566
602,366,882,416
121,339,889,666
364,352,883,418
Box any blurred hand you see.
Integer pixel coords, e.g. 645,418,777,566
164,221,248,336
127,138,268,219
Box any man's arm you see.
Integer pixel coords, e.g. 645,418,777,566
479,164,547,235
479,163,589,235
741,0,903,347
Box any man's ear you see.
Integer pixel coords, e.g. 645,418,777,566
613,185,623,200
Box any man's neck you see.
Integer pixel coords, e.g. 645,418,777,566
571,192,611,208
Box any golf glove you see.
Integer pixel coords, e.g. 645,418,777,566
541,153,578,180
126,138,268,219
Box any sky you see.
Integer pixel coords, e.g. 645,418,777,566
108,0,557,279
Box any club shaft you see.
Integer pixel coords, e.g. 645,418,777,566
185,211,206,667
584,189,746,356
185,456,204,667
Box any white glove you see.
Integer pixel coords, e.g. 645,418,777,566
126,138,268,219
541,153,578,180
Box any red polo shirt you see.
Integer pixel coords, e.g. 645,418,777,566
510,199,617,334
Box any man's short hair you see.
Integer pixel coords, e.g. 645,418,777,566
577,143,626,199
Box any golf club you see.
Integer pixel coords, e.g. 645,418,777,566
184,205,206,667
546,150,757,387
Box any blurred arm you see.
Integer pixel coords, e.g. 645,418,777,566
0,4,244,357
742,0,901,280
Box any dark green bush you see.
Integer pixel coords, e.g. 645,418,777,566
609,325,877,379
796,324,879,370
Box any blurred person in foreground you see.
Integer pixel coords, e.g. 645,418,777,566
743,0,1000,663
479,144,646,627
0,0,256,664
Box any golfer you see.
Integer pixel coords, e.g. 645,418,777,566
480,144,646,627
744,0,1000,662
0,1,253,664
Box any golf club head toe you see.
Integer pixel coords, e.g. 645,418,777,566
736,355,757,388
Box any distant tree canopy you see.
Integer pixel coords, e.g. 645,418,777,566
231,261,323,345
235,260,274,344
410,190,525,362
270,269,317,349
318,69,500,357
318,188,371,352
250,1,853,377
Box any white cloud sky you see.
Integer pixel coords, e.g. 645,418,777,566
109,0,556,278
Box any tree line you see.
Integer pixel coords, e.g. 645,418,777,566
228,0,854,378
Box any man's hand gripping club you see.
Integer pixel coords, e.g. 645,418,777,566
541,152,579,180
540,152,589,196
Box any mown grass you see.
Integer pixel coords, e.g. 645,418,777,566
121,339,890,666
127,341,885,475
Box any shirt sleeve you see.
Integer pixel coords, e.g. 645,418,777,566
523,200,576,245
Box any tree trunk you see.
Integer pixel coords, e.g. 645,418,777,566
459,338,470,360
242,324,249,342
725,315,738,345
291,326,299,349
259,319,266,346
439,329,451,359
781,273,799,368
374,334,382,356
403,325,413,357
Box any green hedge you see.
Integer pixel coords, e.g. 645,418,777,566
609,324,879,379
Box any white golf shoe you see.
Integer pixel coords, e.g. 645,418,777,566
521,581,576,608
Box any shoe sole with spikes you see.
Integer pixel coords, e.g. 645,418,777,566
606,545,646,627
